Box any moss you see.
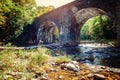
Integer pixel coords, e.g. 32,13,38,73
53,26,59,41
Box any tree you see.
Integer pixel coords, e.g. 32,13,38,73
80,15,116,41
37,6,54,16
0,0,37,43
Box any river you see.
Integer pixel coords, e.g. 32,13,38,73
44,43,120,68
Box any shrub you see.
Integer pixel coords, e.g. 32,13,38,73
0,47,52,79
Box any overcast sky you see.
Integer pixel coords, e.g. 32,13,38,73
35,0,75,8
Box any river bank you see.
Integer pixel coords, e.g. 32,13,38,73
45,61,120,80
0,43,120,79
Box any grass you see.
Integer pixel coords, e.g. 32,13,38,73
0,47,53,79
0,46,73,79
55,55,71,64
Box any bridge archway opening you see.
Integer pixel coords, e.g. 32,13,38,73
80,15,117,42
71,8,116,43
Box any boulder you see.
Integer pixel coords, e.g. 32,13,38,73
87,73,94,78
94,74,105,80
58,75,64,79
60,61,80,72
40,76,48,80
110,68,120,74
66,63,79,72
63,42,78,47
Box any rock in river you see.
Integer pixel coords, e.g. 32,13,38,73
61,61,80,72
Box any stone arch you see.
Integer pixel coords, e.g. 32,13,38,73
37,21,59,44
71,8,109,42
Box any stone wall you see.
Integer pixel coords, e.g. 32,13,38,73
115,0,120,45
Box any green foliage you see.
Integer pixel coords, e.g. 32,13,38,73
0,71,5,79
0,0,37,43
108,41,115,46
37,6,54,16
53,26,60,40
0,47,52,79
46,49,54,55
5,42,12,47
0,49,17,70
80,15,116,41
13,0,36,6
56,55,71,64
29,48,48,65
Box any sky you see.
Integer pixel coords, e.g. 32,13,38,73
35,0,75,8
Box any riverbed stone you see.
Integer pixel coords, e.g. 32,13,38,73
63,42,78,47
94,74,105,80
60,61,80,72
110,68,120,74
71,61,79,65
50,68,57,72
4,75,13,79
87,73,94,78
40,76,48,80
66,62,80,72
85,63,107,72
58,75,64,79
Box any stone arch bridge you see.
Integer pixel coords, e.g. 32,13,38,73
31,0,120,45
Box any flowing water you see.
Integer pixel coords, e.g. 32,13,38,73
45,43,120,68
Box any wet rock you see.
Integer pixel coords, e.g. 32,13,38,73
114,74,120,79
40,76,48,80
94,74,105,80
71,61,79,65
100,66,106,69
4,75,13,79
107,77,113,80
60,63,67,70
63,42,78,47
89,54,95,61
60,61,80,72
99,72,110,76
84,50,93,54
85,63,106,72
55,69,59,72
47,63,52,66
54,53,60,56
84,54,95,62
58,75,64,79
66,62,80,72
50,68,58,72
31,78,37,80
87,73,94,78
51,62,55,65
34,74,39,78
44,73,48,77
110,68,120,74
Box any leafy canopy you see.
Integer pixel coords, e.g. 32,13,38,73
80,15,116,41
37,6,54,16
0,0,37,43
